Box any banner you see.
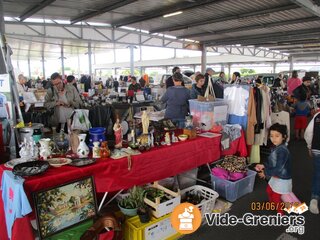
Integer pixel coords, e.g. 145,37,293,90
0,74,10,93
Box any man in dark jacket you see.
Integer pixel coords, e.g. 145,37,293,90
166,66,181,88
203,67,215,90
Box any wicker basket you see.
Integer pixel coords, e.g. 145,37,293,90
181,185,219,219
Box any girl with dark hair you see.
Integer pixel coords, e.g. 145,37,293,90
255,123,292,215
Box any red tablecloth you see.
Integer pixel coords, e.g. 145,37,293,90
0,136,220,240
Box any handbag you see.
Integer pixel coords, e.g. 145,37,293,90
71,109,91,131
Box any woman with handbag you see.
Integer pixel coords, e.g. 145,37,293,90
44,72,82,133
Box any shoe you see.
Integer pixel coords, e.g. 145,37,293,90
309,199,319,214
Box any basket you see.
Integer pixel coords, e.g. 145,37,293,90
180,185,219,219
124,214,181,240
144,182,181,218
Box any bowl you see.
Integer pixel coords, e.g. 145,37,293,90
178,134,188,141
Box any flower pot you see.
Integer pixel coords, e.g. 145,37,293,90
118,203,137,217
138,208,150,223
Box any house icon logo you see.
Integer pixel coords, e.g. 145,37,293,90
171,203,202,234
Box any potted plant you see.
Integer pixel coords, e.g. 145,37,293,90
137,203,150,223
118,186,146,217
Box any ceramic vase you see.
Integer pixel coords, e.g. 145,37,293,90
39,138,52,160
77,134,89,158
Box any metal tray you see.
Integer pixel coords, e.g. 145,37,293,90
69,158,96,167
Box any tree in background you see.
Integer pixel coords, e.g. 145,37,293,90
240,68,256,76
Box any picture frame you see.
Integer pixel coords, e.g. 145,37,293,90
33,176,97,239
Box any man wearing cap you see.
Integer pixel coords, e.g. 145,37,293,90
203,67,215,90
45,72,82,132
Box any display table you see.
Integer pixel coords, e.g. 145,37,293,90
0,136,220,240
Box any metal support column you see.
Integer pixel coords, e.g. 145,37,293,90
228,64,231,81
27,58,31,79
61,44,65,78
289,56,294,71
221,64,225,73
273,63,277,73
128,45,135,76
88,42,92,76
77,49,80,78
41,50,45,79
201,44,207,74
0,0,6,72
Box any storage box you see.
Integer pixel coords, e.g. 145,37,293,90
211,169,257,202
124,214,182,240
144,182,181,218
181,185,219,219
189,99,229,131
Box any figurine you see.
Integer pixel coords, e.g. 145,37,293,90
92,141,101,158
113,118,123,149
100,141,110,159
141,110,150,134
150,129,155,147
165,132,171,146
171,132,178,143
185,115,193,130
19,138,31,159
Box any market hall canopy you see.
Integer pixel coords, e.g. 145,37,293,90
2,0,320,61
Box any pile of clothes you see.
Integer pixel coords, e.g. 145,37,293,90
212,155,248,181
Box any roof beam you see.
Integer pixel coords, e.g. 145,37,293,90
70,0,138,24
289,0,320,17
150,4,299,33
178,16,319,39
203,28,320,46
112,0,220,28
19,0,56,21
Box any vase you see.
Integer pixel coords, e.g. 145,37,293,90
100,141,110,159
77,134,89,158
39,138,52,160
92,141,100,158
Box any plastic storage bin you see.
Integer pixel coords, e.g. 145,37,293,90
181,185,219,219
124,214,182,240
189,99,229,131
211,169,257,202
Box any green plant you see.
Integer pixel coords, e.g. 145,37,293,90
145,188,166,202
119,186,147,209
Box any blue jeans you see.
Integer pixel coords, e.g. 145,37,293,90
171,119,186,129
311,151,320,200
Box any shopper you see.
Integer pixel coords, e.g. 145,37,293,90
66,75,79,92
293,76,314,100
272,73,285,88
203,67,215,90
190,74,205,99
230,72,241,84
161,72,190,128
255,123,292,215
292,93,310,140
304,111,320,214
287,70,302,96
45,72,82,133
128,76,141,92
16,74,28,96
166,66,182,88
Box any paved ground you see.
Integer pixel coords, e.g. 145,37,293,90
182,138,320,240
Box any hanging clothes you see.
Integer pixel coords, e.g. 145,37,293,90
224,84,250,130
270,111,290,142
246,88,257,145
254,85,272,146
253,87,263,134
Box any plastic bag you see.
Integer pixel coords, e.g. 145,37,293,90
71,109,91,131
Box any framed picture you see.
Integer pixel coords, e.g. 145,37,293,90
33,176,97,239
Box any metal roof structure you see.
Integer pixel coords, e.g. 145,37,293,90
2,0,320,62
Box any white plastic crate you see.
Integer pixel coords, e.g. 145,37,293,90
211,169,257,202
144,182,181,218
189,99,229,131
181,185,219,219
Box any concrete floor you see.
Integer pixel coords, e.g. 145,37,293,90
182,139,320,240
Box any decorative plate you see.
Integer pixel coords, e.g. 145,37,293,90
13,161,49,177
69,158,96,167
47,158,72,167
4,158,33,169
